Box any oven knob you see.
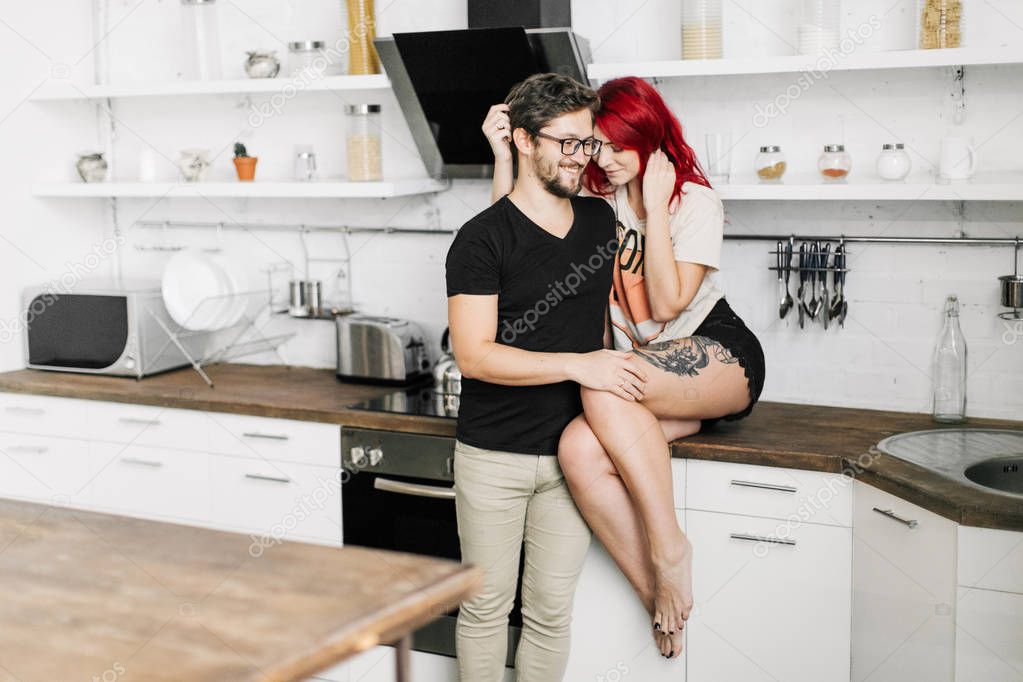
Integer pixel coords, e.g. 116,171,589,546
350,446,368,468
368,447,383,466
124,356,136,370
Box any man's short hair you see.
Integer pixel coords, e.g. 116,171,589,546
504,73,599,139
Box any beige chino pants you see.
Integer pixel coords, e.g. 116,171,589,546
454,440,591,682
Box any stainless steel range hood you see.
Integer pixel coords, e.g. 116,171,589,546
375,27,591,180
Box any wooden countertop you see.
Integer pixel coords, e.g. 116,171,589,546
0,364,1020,530
0,498,480,682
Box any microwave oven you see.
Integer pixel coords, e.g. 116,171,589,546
22,280,214,378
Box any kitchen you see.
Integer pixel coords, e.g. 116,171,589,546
1,0,1021,680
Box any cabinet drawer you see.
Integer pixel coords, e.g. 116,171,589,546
88,401,210,451
86,443,210,523
206,412,340,467
955,587,1023,682
958,526,1023,594
686,460,852,527
210,455,342,545
686,509,851,682
0,433,90,505
0,393,91,438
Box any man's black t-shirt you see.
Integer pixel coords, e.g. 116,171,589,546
445,195,617,455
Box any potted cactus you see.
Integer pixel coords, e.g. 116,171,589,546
233,143,258,181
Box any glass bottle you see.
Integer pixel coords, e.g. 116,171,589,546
932,295,967,423
180,0,222,81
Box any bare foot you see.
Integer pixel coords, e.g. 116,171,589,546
652,535,694,635
654,628,685,659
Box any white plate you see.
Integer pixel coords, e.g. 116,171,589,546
210,253,249,328
162,250,232,330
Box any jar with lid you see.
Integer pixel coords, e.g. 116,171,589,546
876,143,912,182
755,146,787,183
918,0,963,49
288,41,344,77
180,0,222,80
818,144,851,182
681,0,723,60
346,104,382,182
799,0,841,55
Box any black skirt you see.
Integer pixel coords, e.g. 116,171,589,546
691,297,765,430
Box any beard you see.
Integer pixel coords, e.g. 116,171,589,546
531,150,584,199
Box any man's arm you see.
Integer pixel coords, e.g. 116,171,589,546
447,294,647,401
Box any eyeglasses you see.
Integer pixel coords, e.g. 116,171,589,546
532,130,603,157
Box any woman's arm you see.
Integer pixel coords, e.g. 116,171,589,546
482,104,515,203
642,151,709,322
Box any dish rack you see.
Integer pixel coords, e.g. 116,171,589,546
146,287,294,388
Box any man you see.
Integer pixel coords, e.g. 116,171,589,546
445,73,648,682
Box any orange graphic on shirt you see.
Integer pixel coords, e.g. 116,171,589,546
610,224,665,348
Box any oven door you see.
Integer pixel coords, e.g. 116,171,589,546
341,428,521,667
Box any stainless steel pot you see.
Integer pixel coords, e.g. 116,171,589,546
433,328,462,396
1000,275,1023,309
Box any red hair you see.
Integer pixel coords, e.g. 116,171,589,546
584,77,711,202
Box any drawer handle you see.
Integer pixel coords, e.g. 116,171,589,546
4,406,45,416
118,417,162,426
244,473,292,484
730,533,797,546
873,507,918,529
374,478,456,500
730,479,798,494
8,445,48,454
120,457,163,468
241,432,290,441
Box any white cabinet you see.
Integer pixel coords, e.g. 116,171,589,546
686,459,852,527
312,646,503,682
0,432,90,506
955,525,1023,682
206,411,340,467
685,509,851,682
87,400,210,451
955,587,1023,682
566,510,686,682
210,455,342,545
0,393,92,438
85,443,211,523
851,482,957,682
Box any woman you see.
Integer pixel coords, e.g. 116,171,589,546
482,77,766,659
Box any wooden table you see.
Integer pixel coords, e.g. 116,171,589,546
0,499,480,681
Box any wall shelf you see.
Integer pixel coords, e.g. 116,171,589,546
588,46,1023,80
32,179,448,199
30,74,390,101
712,174,1023,201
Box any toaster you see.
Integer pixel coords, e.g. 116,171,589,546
335,314,434,384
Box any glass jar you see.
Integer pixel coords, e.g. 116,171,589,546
348,0,380,75
346,104,382,182
818,144,851,182
799,0,840,55
755,146,787,183
180,0,222,80
918,0,963,49
681,0,723,60
288,41,344,78
876,143,912,182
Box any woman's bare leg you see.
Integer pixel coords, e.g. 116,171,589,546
580,335,751,635
559,414,700,657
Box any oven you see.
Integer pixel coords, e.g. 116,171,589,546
341,426,521,667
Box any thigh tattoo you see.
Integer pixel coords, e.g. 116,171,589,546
633,336,739,377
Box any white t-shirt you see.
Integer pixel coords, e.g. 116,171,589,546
607,181,725,350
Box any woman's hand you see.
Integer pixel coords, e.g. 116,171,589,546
482,104,513,162
566,349,648,401
643,149,677,214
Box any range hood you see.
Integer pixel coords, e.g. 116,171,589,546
375,27,591,179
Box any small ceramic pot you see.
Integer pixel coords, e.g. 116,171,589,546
233,156,258,181
245,51,280,79
76,152,107,183
178,148,210,183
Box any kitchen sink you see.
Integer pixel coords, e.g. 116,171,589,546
875,428,1023,498
964,457,1023,495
